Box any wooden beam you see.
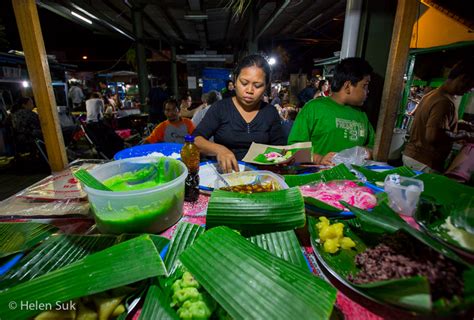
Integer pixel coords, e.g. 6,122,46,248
373,0,418,162
12,0,68,171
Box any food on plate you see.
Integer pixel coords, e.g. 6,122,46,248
264,150,293,162
316,217,356,254
34,287,133,320
170,270,230,320
300,180,377,211
348,231,463,301
441,216,474,251
220,182,277,193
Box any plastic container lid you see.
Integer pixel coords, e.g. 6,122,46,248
384,174,424,216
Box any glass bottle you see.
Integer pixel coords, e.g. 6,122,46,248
180,135,200,202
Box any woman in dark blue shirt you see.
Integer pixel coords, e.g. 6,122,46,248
193,55,286,172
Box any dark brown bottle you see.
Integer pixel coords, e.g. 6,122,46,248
180,135,200,202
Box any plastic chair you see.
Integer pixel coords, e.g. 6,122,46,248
79,124,110,160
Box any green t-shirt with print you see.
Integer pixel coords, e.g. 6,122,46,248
287,97,375,156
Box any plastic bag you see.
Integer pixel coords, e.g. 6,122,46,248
299,180,377,211
332,146,369,168
0,159,106,217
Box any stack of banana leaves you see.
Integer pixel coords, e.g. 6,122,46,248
308,194,474,317
0,220,338,320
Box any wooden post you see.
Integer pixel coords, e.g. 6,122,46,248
12,0,68,172
373,0,418,161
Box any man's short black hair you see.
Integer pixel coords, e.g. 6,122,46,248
448,58,474,81
331,57,373,92
163,98,179,110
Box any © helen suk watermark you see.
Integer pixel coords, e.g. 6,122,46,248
7,300,77,312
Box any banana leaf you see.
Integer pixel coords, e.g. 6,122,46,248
451,194,474,234
0,235,167,320
164,222,205,274
344,201,471,266
179,226,337,320
465,269,474,297
0,234,169,290
353,277,432,313
139,223,207,319
248,230,308,270
139,283,178,320
206,188,305,233
308,216,432,313
352,165,416,183
415,199,474,264
417,173,474,206
0,222,57,258
284,164,355,187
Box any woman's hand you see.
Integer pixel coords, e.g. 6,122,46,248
313,152,336,166
216,147,239,173
320,152,336,166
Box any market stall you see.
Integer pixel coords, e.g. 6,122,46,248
0,144,472,319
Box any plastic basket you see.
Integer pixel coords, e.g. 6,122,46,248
114,143,184,160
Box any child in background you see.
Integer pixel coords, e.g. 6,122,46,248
145,99,195,144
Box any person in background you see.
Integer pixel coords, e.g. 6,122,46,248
192,90,222,127
179,94,194,118
193,93,209,116
403,59,474,173
297,77,318,108
221,80,236,99
145,99,195,144
314,79,330,98
288,57,375,165
68,82,84,110
148,80,170,124
10,97,42,148
281,106,297,141
193,54,286,172
271,91,284,107
85,92,104,123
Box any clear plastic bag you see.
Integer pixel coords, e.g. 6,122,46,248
332,146,369,168
0,159,106,217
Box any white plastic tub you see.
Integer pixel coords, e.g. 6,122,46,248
83,156,187,234
384,174,424,216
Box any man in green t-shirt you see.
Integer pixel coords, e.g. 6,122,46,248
288,58,375,165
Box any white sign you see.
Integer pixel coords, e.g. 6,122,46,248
187,76,197,89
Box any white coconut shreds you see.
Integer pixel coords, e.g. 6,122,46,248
147,152,180,159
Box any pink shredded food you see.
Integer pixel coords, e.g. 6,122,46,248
300,180,376,211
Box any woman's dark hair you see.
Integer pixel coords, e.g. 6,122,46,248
90,92,101,99
331,57,373,92
317,80,328,92
163,98,179,110
233,54,271,86
207,90,220,105
11,97,31,113
225,80,234,89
